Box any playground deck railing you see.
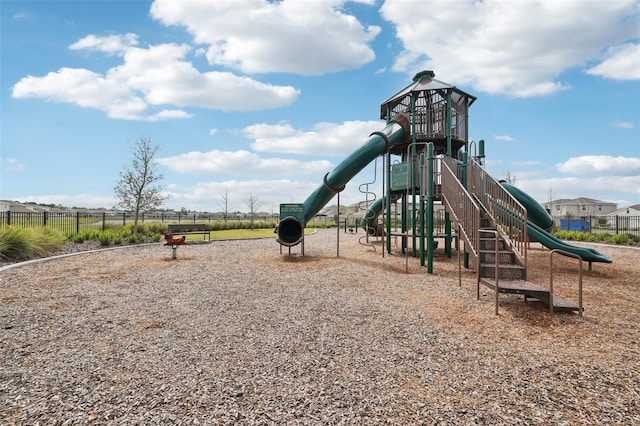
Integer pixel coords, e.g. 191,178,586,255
466,158,528,270
440,156,481,265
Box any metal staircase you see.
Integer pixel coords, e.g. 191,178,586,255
440,156,583,315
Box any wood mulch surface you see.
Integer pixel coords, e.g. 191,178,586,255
1,230,638,424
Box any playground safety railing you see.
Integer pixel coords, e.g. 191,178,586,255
466,158,528,270
440,156,481,265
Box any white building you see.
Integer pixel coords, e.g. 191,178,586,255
542,197,617,219
605,205,640,229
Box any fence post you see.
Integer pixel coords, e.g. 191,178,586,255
122,212,126,226
7,211,10,226
76,211,80,234
43,211,48,227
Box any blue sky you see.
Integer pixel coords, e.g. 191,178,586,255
1,0,639,213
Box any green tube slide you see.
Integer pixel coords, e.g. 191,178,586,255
526,220,612,263
277,114,410,246
501,182,612,264
501,182,553,230
362,196,385,236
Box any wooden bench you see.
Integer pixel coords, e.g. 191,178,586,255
167,223,210,241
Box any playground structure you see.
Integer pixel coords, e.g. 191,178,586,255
276,71,611,314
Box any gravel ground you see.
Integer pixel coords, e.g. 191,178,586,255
1,229,638,425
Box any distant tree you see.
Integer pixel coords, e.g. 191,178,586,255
503,171,517,186
113,137,167,234
218,188,236,222
245,193,262,231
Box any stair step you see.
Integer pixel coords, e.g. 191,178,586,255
480,264,526,281
479,279,581,312
480,278,542,293
480,263,524,269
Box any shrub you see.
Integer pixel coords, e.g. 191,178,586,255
71,229,102,243
605,233,635,245
146,222,168,235
127,233,144,244
98,230,116,246
0,226,66,261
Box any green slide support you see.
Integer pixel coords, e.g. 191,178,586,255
277,114,410,246
501,182,611,263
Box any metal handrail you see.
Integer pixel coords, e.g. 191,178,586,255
441,156,481,265
466,158,528,273
549,249,584,316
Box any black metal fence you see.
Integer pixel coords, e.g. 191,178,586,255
551,215,640,239
2,211,637,239
0,211,280,237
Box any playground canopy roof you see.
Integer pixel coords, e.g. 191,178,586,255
380,70,477,121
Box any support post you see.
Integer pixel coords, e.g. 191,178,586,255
445,212,452,258
336,192,340,257
427,143,434,274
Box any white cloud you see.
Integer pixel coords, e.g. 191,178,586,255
12,12,29,21
12,40,300,119
146,109,192,122
586,43,640,81
247,120,384,155
613,120,635,130
556,155,640,176
2,158,26,172
17,194,117,209
69,33,139,55
149,0,380,75
484,159,503,168
165,179,321,212
494,135,516,142
381,0,639,97
11,67,149,120
156,150,333,176
209,129,218,137
518,175,640,206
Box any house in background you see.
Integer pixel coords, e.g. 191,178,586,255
0,200,38,213
542,197,617,219
605,204,640,230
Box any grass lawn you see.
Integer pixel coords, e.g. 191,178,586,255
186,228,317,241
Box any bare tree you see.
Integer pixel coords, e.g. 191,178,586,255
503,170,517,186
114,137,167,234
246,193,262,231
218,188,236,222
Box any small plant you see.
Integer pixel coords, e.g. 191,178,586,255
98,230,115,246
71,229,102,243
127,233,144,244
